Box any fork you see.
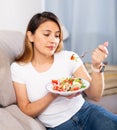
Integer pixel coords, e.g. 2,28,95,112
80,50,93,59
70,50,93,61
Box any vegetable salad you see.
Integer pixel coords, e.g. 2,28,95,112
51,77,86,92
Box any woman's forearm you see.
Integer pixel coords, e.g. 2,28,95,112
86,71,104,101
18,93,57,118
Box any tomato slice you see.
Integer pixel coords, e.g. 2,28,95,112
52,80,58,84
73,86,79,91
70,54,75,60
53,85,59,90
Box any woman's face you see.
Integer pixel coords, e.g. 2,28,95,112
28,21,60,57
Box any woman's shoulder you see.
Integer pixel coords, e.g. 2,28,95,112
55,50,76,56
11,62,30,70
55,50,79,59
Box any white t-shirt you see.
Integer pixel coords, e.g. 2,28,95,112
11,50,85,128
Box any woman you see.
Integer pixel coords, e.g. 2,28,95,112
11,11,117,130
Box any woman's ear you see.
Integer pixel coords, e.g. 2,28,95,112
27,31,34,42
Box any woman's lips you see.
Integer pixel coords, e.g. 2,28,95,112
47,46,56,50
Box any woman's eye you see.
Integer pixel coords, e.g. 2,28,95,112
55,35,60,38
44,34,49,36
43,33,60,38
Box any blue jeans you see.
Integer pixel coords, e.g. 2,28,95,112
46,101,117,130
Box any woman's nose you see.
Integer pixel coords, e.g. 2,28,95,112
49,35,56,42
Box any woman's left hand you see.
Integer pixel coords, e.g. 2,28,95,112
62,92,81,99
92,42,109,68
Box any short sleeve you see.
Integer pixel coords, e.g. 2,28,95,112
10,62,26,84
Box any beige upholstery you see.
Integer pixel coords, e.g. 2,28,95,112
0,30,24,106
0,30,46,130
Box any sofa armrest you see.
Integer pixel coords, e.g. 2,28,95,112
5,105,46,130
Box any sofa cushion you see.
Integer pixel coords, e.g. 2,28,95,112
0,105,46,130
0,49,16,106
5,105,46,130
0,30,24,106
0,107,23,130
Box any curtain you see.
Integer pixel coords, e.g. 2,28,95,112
45,0,117,65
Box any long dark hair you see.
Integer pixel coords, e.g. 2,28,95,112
16,11,63,63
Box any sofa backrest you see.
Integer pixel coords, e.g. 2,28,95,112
0,30,24,107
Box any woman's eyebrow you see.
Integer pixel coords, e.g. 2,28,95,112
42,30,51,32
42,30,60,33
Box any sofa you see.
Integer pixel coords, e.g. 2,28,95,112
0,30,46,130
0,30,117,130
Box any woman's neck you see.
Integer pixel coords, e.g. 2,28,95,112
31,54,54,73
32,54,54,64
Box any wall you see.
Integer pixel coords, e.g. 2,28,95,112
0,0,45,34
